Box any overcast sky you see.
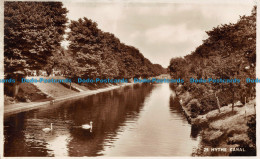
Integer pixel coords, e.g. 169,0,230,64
62,1,255,67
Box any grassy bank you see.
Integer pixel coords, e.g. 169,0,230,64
4,76,123,105
193,99,256,156
173,84,256,156
4,76,134,115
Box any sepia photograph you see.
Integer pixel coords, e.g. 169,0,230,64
1,0,258,157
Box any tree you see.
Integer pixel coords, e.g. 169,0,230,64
4,2,68,96
168,57,186,79
67,17,165,80
168,6,256,115
68,18,103,79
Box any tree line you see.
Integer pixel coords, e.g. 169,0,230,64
168,6,256,115
4,2,166,97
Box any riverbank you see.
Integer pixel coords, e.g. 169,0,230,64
4,81,135,116
174,86,256,156
193,99,256,155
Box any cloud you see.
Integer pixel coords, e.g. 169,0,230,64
129,31,141,40
144,24,206,46
199,4,253,25
64,2,126,34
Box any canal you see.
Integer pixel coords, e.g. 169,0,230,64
4,83,200,157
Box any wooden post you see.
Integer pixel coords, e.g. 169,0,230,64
215,92,221,113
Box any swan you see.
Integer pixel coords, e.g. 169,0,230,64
42,123,53,132
82,121,93,130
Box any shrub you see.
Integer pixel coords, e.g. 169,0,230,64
187,99,201,118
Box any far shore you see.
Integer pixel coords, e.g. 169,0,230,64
4,82,136,117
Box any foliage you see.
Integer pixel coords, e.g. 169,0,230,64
247,114,256,145
67,17,165,79
4,2,68,78
168,6,256,115
5,2,165,83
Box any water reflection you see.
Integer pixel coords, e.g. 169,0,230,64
4,84,154,156
4,83,199,157
169,93,200,139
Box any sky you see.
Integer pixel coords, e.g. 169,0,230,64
62,1,255,68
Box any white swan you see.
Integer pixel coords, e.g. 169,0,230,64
42,123,53,132
82,121,93,130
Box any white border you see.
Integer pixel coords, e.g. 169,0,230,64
0,0,259,159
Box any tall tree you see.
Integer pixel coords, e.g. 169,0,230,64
4,2,68,96
68,18,103,79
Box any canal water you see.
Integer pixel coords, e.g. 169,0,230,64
4,84,200,157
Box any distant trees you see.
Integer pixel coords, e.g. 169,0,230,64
168,6,256,114
67,17,165,80
4,2,68,96
168,57,187,79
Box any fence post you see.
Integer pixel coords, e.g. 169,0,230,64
215,92,221,113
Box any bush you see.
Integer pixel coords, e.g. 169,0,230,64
180,91,192,106
247,115,256,145
187,99,201,118
199,94,218,114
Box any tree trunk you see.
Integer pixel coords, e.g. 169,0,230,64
12,83,20,97
232,89,235,112
229,82,235,112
